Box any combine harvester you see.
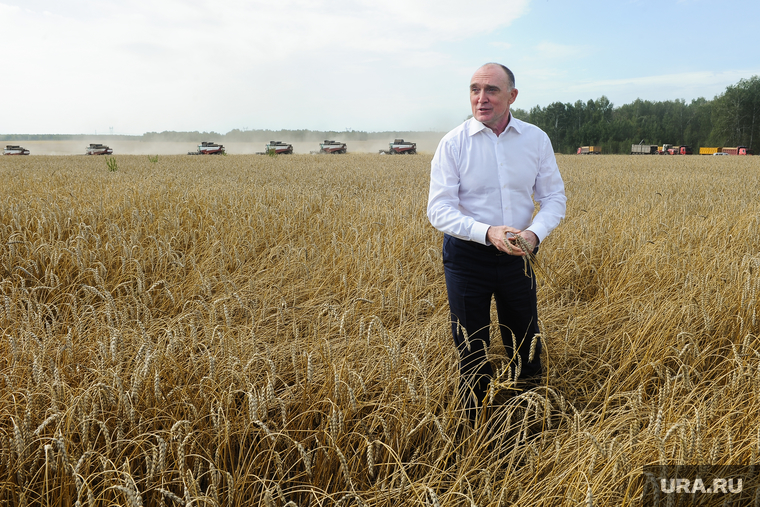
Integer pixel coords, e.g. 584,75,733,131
3,145,30,155
188,142,225,155
576,146,601,154
258,141,293,155
379,139,417,155
86,144,113,155
318,140,347,154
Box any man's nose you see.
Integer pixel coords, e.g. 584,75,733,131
477,91,488,103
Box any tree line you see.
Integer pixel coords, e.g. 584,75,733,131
511,76,760,154
4,75,759,154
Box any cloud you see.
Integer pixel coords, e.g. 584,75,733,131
1,1,532,87
2,0,531,58
534,42,585,60
568,69,760,99
0,0,531,133
515,68,760,111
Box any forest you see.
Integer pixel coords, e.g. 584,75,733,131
512,75,760,154
3,76,759,155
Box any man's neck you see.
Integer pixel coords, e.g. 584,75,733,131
484,113,511,137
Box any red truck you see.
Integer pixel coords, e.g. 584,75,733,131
659,144,693,155
721,146,754,155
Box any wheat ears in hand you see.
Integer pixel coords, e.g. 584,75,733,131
505,232,562,289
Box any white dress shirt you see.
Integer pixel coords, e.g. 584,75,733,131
427,116,566,245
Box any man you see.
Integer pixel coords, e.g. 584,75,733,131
427,63,566,424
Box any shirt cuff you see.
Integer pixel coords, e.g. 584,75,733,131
526,224,547,245
472,221,491,245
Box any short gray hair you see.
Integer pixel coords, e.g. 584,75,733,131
483,62,515,89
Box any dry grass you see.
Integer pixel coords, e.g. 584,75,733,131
1,153,759,506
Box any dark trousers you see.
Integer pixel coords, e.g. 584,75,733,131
442,234,542,423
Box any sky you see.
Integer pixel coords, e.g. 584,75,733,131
2,0,760,135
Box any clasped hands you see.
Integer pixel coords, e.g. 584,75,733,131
486,226,537,256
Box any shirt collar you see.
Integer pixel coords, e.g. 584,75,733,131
467,114,523,137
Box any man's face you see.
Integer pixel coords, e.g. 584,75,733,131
470,65,518,131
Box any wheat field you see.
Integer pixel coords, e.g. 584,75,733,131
1,153,760,506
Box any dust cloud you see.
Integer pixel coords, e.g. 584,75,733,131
13,135,446,156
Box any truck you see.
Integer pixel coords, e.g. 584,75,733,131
86,144,113,155
699,147,722,155
188,142,225,155
3,145,30,155
631,144,658,155
319,140,347,154
658,144,692,155
379,139,417,155
577,146,601,154
721,146,754,155
264,141,293,155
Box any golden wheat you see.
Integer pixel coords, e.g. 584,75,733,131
1,153,760,505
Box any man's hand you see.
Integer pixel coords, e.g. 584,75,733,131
487,226,538,256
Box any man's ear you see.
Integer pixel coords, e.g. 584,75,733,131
509,88,519,105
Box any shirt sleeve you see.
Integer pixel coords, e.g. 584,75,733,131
524,134,567,243
427,136,491,244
